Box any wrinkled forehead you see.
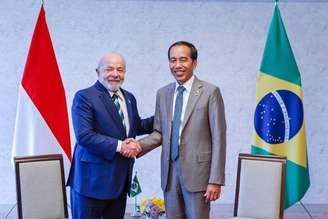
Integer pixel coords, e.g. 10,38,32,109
98,54,126,69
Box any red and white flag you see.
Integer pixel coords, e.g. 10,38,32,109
12,6,71,174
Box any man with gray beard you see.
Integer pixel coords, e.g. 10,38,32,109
67,53,153,219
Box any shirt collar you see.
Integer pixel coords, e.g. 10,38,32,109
97,79,124,100
175,75,195,93
109,88,124,101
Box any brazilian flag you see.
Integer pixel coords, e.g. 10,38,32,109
130,174,142,197
252,1,310,209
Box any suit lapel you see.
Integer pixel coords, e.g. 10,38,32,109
166,83,175,137
96,82,126,135
181,77,203,131
121,89,133,137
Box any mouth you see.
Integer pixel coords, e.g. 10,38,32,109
108,79,121,83
174,71,185,77
173,69,184,73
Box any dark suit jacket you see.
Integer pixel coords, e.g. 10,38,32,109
67,81,153,199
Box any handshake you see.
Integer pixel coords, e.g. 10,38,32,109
120,138,142,158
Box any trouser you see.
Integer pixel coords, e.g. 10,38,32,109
164,159,210,219
70,188,127,219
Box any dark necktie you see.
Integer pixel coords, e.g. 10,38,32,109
112,94,126,131
170,85,186,161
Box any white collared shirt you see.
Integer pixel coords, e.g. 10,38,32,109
108,89,130,137
97,82,129,152
172,75,195,139
109,89,130,152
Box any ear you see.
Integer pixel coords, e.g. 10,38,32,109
96,68,100,76
192,60,198,70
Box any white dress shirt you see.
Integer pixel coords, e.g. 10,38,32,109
108,88,130,152
108,89,130,135
172,75,195,141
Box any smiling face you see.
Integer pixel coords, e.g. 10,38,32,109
168,45,197,85
96,53,126,92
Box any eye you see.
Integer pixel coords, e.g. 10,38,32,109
170,59,176,63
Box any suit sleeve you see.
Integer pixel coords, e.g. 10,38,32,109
135,98,154,135
137,116,154,135
127,94,154,135
138,91,162,157
72,91,118,161
208,87,227,185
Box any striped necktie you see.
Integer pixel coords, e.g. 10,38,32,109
112,93,126,131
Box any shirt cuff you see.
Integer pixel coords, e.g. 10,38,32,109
116,140,122,152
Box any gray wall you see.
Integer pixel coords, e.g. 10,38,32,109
1,0,327,205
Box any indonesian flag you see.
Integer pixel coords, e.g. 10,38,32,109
12,6,72,175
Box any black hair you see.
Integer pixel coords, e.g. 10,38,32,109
168,41,198,61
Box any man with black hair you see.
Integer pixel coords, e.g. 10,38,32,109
137,41,227,219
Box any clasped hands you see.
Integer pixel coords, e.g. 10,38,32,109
120,138,141,158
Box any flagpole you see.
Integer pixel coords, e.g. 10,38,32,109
131,171,141,218
134,171,138,216
3,203,16,219
299,201,314,219
134,194,138,217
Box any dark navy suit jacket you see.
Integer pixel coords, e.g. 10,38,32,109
67,81,153,199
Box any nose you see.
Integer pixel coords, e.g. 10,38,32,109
111,69,119,77
175,60,182,68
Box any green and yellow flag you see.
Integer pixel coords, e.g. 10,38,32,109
251,2,310,209
130,174,142,197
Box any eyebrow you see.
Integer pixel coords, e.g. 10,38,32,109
170,56,189,60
